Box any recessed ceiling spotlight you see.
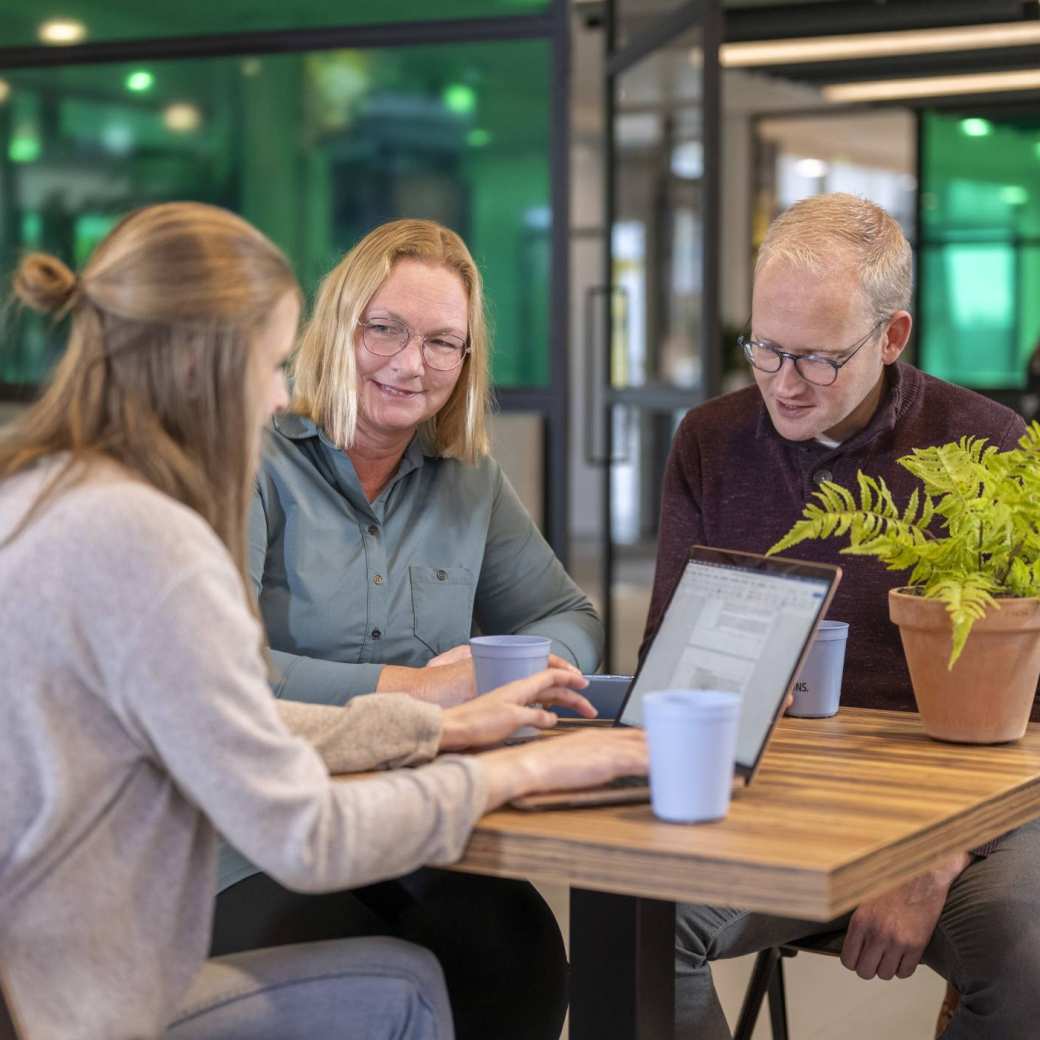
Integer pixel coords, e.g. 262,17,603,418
38,18,87,45
163,103,202,132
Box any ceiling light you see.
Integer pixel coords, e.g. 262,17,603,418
9,134,41,164
0,80,9,104
38,18,87,45
1000,185,1028,206
959,118,993,138
163,102,201,132
794,157,828,178
125,70,154,93
823,69,1040,103
442,83,477,116
721,21,1040,67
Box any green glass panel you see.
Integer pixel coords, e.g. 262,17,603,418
0,39,551,388
0,0,547,48
919,110,1040,389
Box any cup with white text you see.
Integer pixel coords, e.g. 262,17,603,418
786,620,849,719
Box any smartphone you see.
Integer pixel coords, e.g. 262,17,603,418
552,674,633,720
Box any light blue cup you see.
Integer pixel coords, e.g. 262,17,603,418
469,635,551,694
470,635,553,738
643,689,741,823
787,620,849,718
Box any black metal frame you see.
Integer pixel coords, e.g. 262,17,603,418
724,0,1037,42
599,0,722,669
0,4,574,560
569,889,676,1040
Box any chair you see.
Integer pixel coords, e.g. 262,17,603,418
733,932,844,1040
733,936,957,1040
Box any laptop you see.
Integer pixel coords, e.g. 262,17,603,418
510,545,841,809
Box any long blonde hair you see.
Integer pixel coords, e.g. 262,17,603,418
1,201,299,583
756,192,912,320
292,219,490,463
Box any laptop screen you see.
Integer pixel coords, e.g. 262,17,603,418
619,549,836,772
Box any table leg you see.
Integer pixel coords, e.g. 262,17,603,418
569,888,675,1040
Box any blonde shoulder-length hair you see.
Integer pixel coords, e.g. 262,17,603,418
1,201,299,587
292,219,491,464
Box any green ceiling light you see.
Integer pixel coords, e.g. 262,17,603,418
125,70,154,93
442,83,477,116
466,128,492,148
9,134,41,164
959,117,993,138
1000,185,1029,206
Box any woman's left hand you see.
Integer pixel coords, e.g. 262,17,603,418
439,668,595,751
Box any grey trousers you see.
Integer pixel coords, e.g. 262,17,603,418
676,818,1040,1040
166,937,454,1039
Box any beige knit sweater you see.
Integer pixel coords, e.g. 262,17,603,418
0,461,487,1039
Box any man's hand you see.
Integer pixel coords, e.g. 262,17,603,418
841,851,972,980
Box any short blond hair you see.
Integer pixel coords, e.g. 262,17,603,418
292,219,491,463
755,193,912,320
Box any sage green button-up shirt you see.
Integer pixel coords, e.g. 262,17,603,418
250,413,604,706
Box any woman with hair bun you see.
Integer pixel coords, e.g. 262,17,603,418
0,203,646,1040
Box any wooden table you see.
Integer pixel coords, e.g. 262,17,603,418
449,709,1040,1039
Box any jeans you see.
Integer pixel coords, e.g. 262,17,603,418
211,867,568,1040
675,819,1040,1039
167,937,453,1039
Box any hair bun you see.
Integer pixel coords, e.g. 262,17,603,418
13,252,80,315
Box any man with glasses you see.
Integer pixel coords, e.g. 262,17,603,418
643,193,1040,1039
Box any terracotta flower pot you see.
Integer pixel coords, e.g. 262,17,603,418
889,588,1040,743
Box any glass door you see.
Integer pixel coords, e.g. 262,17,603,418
579,0,722,671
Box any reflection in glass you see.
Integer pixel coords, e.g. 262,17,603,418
0,40,552,388
920,110,1040,389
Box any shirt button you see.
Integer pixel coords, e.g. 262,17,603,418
367,524,378,536
371,628,382,639
814,469,833,486
373,574,384,586
436,569,447,581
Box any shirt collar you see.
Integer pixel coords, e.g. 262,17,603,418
271,411,429,478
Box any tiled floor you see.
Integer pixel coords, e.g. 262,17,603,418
551,541,948,1039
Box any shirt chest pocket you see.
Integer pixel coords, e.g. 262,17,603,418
409,564,477,656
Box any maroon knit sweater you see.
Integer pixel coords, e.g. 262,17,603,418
643,362,1034,719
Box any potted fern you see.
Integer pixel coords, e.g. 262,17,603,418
769,422,1040,743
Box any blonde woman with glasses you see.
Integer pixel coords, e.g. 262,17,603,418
0,203,645,1040
222,218,604,1040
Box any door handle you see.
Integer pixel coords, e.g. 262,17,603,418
583,284,631,465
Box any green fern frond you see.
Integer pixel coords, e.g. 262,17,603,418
766,476,927,557
923,574,999,668
1018,421,1040,457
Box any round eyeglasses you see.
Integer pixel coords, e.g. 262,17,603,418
739,320,886,387
358,318,470,372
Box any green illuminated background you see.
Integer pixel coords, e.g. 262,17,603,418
0,1,552,389
920,110,1040,390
